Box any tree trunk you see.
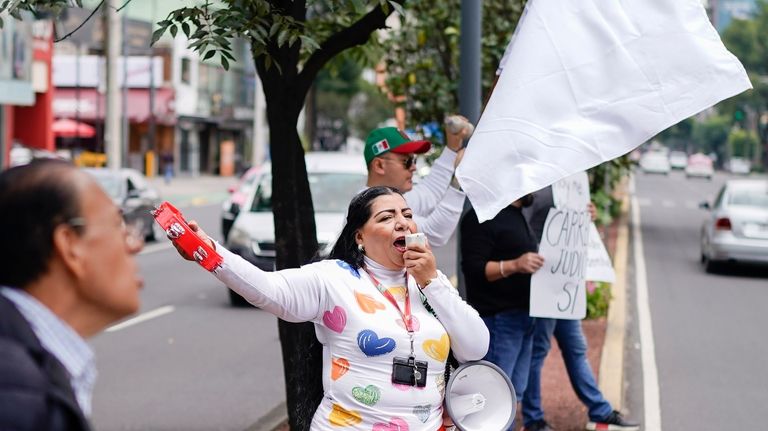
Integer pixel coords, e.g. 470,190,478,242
262,71,324,430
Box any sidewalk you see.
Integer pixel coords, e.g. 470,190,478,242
269,201,631,431
519,194,630,431
148,173,236,207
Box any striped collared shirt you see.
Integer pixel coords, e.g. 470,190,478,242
1,286,97,416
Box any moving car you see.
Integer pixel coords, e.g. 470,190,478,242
84,168,164,241
220,166,263,242
725,157,751,175
685,153,714,180
640,151,671,175
225,152,367,305
700,179,768,272
668,151,688,170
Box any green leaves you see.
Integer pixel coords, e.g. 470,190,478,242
383,0,528,144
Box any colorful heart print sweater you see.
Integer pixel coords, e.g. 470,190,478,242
214,247,489,430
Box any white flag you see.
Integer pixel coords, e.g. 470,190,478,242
456,0,751,222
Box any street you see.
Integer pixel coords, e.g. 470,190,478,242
90,204,286,431
88,170,768,431
89,197,459,431
626,170,768,430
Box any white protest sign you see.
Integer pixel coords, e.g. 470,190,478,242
552,171,590,210
530,207,590,319
455,0,751,223
585,223,616,283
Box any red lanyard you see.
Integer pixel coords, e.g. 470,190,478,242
363,267,414,333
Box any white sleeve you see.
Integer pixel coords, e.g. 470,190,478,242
420,272,489,363
404,149,457,215
212,246,326,323
412,186,465,247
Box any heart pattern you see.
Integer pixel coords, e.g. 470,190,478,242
393,382,426,392
357,329,396,357
372,417,409,431
331,357,349,381
422,334,449,362
336,260,360,278
355,291,386,314
396,315,420,331
351,384,381,406
413,405,431,423
328,403,362,427
323,306,347,333
386,286,407,301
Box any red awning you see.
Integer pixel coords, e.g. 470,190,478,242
53,88,176,125
52,118,96,138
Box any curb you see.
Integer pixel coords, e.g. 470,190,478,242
247,402,287,431
598,193,631,409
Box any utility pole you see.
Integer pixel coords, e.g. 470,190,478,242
459,0,482,125
456,0,482,296
105,0,122,170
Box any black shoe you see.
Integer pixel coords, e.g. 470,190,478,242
586,410,640,431
526,420,554,431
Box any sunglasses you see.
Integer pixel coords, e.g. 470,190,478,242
381,155,417,170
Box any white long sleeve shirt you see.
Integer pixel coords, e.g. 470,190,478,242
214,248,488,431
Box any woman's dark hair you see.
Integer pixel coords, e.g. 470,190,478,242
329,186,402,269
0,159,81,288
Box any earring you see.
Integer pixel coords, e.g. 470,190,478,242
358,243,365,253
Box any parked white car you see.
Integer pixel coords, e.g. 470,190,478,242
700,179,768,272
726,157,751,175
225,152,368,305
685,153,714,180
668,151,688,170
640,151,671,175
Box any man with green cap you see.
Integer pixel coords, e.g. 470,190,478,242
363,121,469,247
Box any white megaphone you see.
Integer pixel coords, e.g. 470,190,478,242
444,360,516,431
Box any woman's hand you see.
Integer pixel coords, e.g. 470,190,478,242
171,220,215,261
512,252,545,274
403,242,438,287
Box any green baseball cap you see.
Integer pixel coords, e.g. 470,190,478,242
364,127,431,165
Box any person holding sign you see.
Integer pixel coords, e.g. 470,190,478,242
521,185,639,431
172,186,489,431
459,195,543,430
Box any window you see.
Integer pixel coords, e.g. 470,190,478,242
250,173,366,213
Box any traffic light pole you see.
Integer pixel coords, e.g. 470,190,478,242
457,0,482,296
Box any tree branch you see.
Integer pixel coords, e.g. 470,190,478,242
296,0,405,96
54,0,106,42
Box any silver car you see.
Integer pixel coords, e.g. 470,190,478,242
225,152,368,305
700,179,768,272
84,168,164,242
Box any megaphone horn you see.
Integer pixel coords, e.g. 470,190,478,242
445,360,516,431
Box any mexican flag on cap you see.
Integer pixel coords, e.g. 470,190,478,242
364,127,431,165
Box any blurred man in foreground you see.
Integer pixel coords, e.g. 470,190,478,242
0,160,144,430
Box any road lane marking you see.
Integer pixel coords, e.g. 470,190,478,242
636,197,652,207
684,201,698,209
661,200,675,208
632,196,663,431
106,305,175,333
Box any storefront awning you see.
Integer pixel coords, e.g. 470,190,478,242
53,87,175,125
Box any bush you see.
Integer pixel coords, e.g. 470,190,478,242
586,281,612,319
